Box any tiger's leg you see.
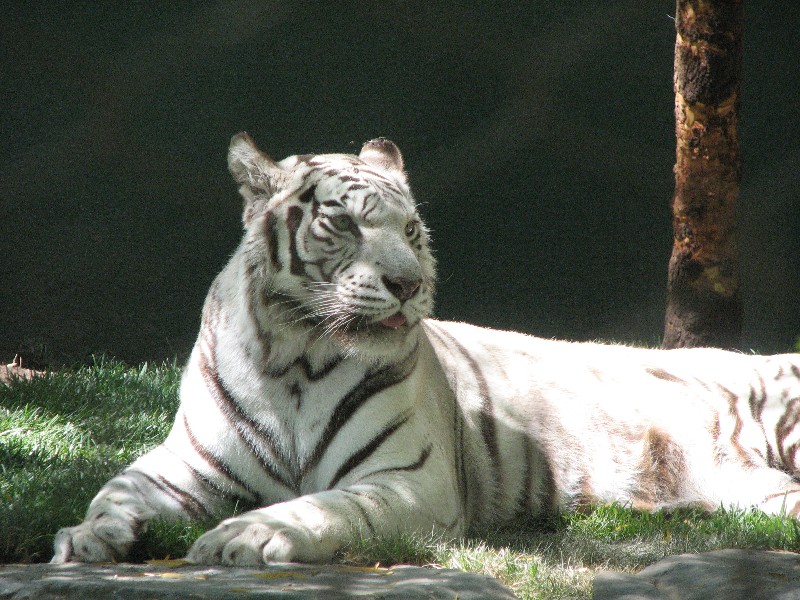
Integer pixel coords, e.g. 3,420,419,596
759,486,800,517
51,443,237,563
186,478,462,566
751,363,800,517
705,462,800,518
754,448,800,516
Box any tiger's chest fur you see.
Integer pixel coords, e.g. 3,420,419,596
189,254,437,502
52,133,800,566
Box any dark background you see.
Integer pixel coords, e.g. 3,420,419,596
2,2,799,366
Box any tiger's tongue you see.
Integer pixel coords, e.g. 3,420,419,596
380,313,407,328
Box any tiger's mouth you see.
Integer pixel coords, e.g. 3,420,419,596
269,293,414,334
378,312,408,328
337,311,416,336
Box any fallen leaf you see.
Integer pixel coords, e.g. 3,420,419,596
145,559,193,568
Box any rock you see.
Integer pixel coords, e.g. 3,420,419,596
0,561,518,599
593,549,800,600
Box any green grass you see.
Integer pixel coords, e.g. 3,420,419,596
340,508,800,599
0,359,183,562
3,360,800,599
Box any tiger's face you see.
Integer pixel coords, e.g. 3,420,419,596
228,134,436,356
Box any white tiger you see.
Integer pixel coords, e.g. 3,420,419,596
52,133,800,566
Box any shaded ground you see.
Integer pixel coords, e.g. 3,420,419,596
0,561,517,600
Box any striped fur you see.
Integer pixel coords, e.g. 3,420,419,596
53,134,800,565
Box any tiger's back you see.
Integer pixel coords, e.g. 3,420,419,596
52,134,800,566
425,319,800,525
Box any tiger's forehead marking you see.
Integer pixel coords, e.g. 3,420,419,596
288,153,414,216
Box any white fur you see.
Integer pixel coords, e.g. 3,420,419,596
52,136,800,566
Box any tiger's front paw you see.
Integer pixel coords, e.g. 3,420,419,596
51,495,154,563
51,517,134,563
186,513,321,566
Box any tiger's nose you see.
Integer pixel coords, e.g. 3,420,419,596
382,276,422,302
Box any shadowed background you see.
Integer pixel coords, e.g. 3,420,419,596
2,1,798,365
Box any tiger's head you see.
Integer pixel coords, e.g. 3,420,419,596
227,133,436,358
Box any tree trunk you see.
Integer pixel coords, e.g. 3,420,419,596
663,0,744,350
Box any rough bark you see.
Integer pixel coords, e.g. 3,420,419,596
663,0,743,350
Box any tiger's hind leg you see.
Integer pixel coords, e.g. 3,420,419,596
751,359,800,516
710,463,800,518
758,480,800,518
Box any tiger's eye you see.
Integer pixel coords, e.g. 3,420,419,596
405,222,417,237
330,214,355,231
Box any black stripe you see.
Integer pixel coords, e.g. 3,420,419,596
264,210,282,272
318,220,338,237
310,228,333,245
776,397,800,470
163,445,257,515
198,350,296,492
245,274,273,362
302,344,419,478
286,205,305,276
179,460,253,513
181,412,260,503
718,384,757,468
134,470,211,520
766,440,778,469
784,441,800,473
365,482,397,506
423,323,469,515
340,493,376,535
335,259,354,278
349,485,391,516
426,323,501,487
361,197,379,220
519,435,534,516
298,185,317,203
344,217,363,239
305,355,343,381
645,367,686,384
390,443,432,472
352,292,384,302
267,354,343,381
243,260,258,280
749,375,768,423
364,443,433,480
354,168,393,184
328,413,411,489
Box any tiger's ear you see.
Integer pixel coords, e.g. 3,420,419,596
358,137,406,181
228,132,286,198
